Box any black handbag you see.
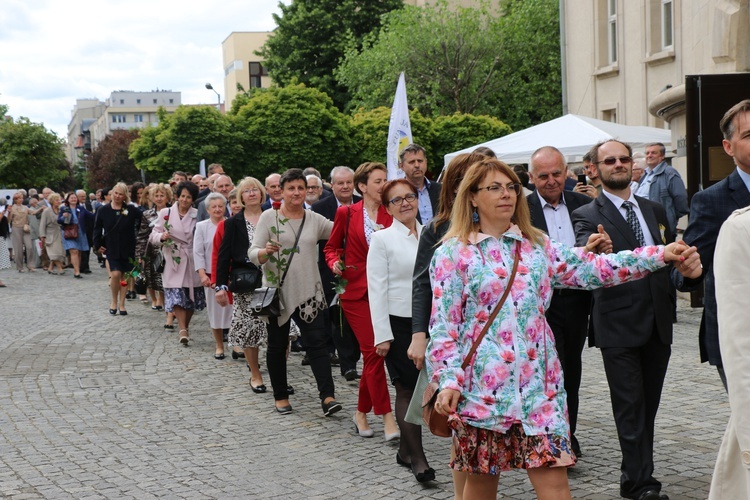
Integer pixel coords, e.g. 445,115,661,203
250,212,305,317
248,286,280,317
152,248,166,273
229,264,262,293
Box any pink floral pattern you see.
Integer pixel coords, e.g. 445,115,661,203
427,227,666,438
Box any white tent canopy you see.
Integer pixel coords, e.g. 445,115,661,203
443,114,672,168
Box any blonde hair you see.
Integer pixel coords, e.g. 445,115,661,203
47,193,61,206
236,177,265,206
444,158,544,246
111,182,131,204
149,184,173,206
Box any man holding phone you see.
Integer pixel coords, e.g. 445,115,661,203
527,145,596,457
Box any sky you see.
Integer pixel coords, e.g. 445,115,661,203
0,0,287,140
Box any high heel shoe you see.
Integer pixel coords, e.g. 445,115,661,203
179,329,189,345
413,466,436,483
396,452,411,468
384,430,401,442
353,414,374,438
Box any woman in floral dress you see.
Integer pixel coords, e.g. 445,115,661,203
427,158,700,500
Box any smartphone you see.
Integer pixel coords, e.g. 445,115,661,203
577,174,587,185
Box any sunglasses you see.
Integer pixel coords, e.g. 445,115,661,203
595,156,633,166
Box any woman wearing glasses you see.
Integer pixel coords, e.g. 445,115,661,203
428,158,700,499
367,179,435,482
324,162,399,440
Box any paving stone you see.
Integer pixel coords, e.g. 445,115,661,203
0,264,727,498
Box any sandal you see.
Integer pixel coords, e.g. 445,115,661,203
164,324,174,329
179,329,189,345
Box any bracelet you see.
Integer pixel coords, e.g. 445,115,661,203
215,285,229,293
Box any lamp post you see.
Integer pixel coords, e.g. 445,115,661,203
205,83,221,110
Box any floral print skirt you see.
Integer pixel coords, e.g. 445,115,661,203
449,416,576,474
164,287,206,312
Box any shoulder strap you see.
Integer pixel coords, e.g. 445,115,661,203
461,241,521,370
279,211,306,287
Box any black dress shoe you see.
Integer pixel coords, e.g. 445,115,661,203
119,310,128,316
287,385,295,395
275,404,292,415
81,269,92,274
413,467,436,483
344,369,359,382
322,400,342,417
250,383,267,393
330,353,340,366
635,490,662,500
232,350,245,360
109,309,117,315
301,354,310,366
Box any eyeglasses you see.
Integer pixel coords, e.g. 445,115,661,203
474,183,521,196
242,188,260,194
595,156,633,166
306,186,322,191
388,193,418,205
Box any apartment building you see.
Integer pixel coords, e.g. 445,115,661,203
67,90,181,166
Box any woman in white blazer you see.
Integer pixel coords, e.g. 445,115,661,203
368,179,434,483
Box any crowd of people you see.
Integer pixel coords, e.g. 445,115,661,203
4,99,750,500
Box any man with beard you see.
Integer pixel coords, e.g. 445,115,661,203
572,139,701,500
304,175,323,209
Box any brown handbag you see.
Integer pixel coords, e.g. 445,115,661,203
422,241,521,437
63,223,79,240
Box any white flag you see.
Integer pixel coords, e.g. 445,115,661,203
386,72,412,180
199,159,206,178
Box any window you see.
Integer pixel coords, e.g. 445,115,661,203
134,114,143,123
169,99,174,104
602,108,617,123
119,99,124,104
111,114,126,123
136,99,141,104
153,99,157,104
249,62,268,88
607,0,617,64
661,0,673,49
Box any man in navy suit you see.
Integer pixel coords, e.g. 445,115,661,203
673,99,750,391
399,144,440,224
527,146,593,457
572,139,701,500
312,166,361,381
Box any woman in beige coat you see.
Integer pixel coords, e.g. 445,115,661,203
39,193,65,275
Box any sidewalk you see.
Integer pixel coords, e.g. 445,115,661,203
0,264,726,499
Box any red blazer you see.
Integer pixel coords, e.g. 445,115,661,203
324,201,392,301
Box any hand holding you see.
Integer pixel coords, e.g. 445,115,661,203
670,244,702,279
265,240,280,257
663,241,690,263
435,388,460,416
161,231,170,242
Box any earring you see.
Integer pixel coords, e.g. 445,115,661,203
472,209,479,223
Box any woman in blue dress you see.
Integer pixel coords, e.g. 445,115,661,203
58,192,94,279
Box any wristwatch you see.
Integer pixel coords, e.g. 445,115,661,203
215,285,229,293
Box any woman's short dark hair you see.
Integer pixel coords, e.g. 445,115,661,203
130,182,145,202
354,162,387,189
175,181,199,202
280,168,306,189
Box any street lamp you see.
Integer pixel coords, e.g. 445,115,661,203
205,83,221,109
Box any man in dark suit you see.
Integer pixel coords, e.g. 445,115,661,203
399,144,440,224
572,139,701,500
672,99,750,391
312,166,361,381
261,173,283,211
527,146,593,457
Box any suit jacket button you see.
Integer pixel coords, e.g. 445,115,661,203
742,451,750,465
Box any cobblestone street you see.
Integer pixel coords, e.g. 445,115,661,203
0,264,726,499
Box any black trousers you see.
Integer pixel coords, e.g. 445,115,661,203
601,333,671,499
328,304,360,374
545,289,590,440
267,309,335,402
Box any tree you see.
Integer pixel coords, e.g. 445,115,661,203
336,0,562,131
337,2,504,116
349,106,436,172
129,106,245,182
489,0,562,130
233,84,356,180
87,129,142,190
430,113,512,167
0,116,67,189
258,0,403,110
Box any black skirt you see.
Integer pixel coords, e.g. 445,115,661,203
384,315,420,390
